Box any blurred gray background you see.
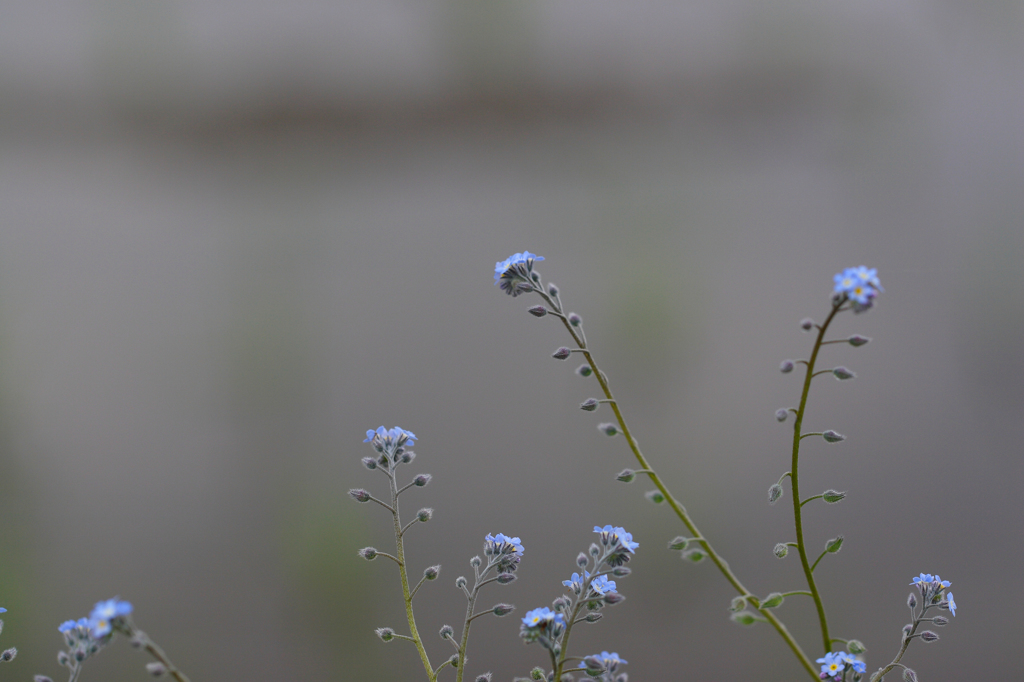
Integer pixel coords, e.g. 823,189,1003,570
0,0,1021,680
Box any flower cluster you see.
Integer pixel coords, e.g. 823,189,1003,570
484,533,525,574
362,425,417,470
833,267,883,312
519,607,565,644
816,650,866,680
910,573,956,616
593,525,639,567
53,599,133,672
494,252,544,297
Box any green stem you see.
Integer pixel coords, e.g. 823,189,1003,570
790,297,845,655
123,626,191,682
389,470,435,681
531,285,819,681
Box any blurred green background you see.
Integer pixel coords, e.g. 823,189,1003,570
0,0,1021,679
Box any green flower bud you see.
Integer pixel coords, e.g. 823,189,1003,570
823,489,847,503
826,535,844,553
683,549,706,563
768,484,784,505
668,536,689,551
773,543,789,559
760,592,784,609
645,490,665,504
616,469,636,483
822,430,846,443
729,596,747,612
576,364,593,377
832,366,856,380
730,611,758,626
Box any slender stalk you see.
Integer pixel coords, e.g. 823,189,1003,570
388,468,435,681
533,283,817,680
789,298,846,655
120,626,191,682
870,602,938,682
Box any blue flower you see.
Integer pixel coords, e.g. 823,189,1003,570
910,573,934,586
58,620,77,634
833,266,882,310
594,651,627,671
562,571,590,593
590,574,616,595
932,574,951,590
836,652,866,674
485,533,524,573
494,252,543,297
88,598,132,638
946,592,957,616
816,652,845,678
520,607,562,629
363,426,417,448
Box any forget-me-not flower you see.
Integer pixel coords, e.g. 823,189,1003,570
816,651,845,678
494,252,544,297
590,574,616,595
88,598,132,638
946,592,957,616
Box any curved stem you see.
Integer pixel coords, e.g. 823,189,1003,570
390,473,434,680
790,297,844,655
123,626,191,682
531,286,819,681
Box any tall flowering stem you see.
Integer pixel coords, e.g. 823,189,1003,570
495,254,818,680
355,427,436,681
789,297,845,655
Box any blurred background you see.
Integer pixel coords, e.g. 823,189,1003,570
0,0,1021,679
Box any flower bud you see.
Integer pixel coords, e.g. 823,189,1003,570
683,549,706,563
800,318,814,331
401,451,416,463
552,347,571,360
35,677,55,682
932,616,949,626
823,490,846,504
760,592,784,609
413,474,432,487
780,360,795,373
907,593,917,609
822,430,846,443
577,552,589,567
146,662,167,677
603,592,625,605
547,284,559,297
775,408,788,422
589,543,601,557
424,565,440,580
476,674,493,682
729,596,747,612
832,366,856,380
361,457,378,470
584,612,603,623
0,649,15,662
902,668,918,682
597,423,618,436
580,398,599,412
730,611,758,626
825,535,844,553
349,489,371,503
668,536,689,551
611,566,631,577
456,576,467,589
439,624,454,640
470,555,482,567
645,490,665,504
773,543,789,559
576,364,593,377
920,631,939,643
492,603,515,617
583,655,607,674
527,305,547,318
375,627,395,642
57,652,70,666
902,623,913,638
616,469,636,483
568,313,582,326
848,335,871,347
417,508,433,522
768,484,783,505
552,596,570,611
496,573,517,584
847,640,866,654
